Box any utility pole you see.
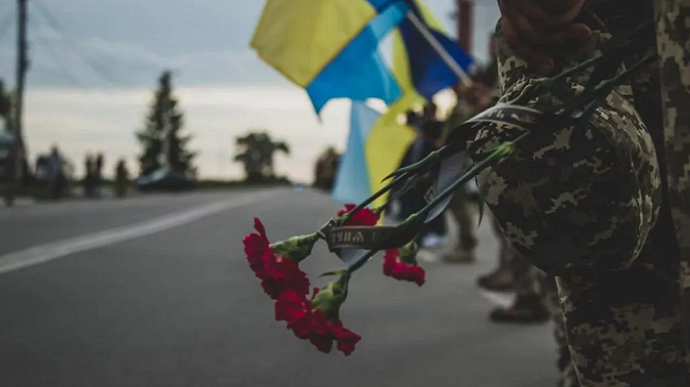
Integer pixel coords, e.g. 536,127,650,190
455,0,473,56
15,0,29,138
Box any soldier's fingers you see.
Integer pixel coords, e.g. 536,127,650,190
502,18,555,74
534,0,583,14
499,1,544,43
515,0,585,29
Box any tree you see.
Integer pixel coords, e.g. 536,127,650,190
234,131,290,182
135,71,195,176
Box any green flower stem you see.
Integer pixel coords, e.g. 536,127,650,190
382,146,445,181
347,249,379,274
347,134,530,275
557,53,657,116
410,139,518,223
511,27,653,107
340,146,450,224
338,173,408,224
385,174,422,206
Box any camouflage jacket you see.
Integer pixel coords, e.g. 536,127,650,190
471,0,690,384
655,0,690,353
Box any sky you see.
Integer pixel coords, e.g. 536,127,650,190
0,0,500,182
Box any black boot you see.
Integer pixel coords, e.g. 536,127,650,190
489,294,550,324
477,267,515,292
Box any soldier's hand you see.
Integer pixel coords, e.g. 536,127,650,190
497,0,591,74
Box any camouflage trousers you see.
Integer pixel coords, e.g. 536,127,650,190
492,216,515,270
529,269,581,387
447,185,478,255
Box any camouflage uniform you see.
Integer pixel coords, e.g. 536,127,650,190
477,0,690,385
444,101,479,260
530,267,580,387
655,0,690,367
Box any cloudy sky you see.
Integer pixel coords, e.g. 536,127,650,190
0,0,500,181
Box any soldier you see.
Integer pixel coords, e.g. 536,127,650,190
483,0,690,385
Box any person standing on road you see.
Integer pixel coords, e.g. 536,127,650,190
84,153,95,198
95,153,104,198
48,145,64,200
115,159,129,198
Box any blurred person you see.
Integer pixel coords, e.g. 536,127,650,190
84,153,95,198
95,153,104,198
115,159,129,198
395,105,448,250
48,145,65,200
441,86,481,263
488,254,550,324
417,102,448,249
395,109,424,222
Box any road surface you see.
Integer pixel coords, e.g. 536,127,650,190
0,189,558,387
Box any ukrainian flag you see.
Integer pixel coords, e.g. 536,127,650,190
364,0,451,210
250,0,409,114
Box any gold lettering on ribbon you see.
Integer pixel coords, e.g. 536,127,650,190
332,230,366,246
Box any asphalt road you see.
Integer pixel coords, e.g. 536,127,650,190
0,189,558,387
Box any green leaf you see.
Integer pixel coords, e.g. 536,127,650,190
311,273,351,320
271,233,319,263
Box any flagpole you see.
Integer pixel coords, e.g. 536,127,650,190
405,11,474,87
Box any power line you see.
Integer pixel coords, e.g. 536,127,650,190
31,0,121,85
28,16,84,87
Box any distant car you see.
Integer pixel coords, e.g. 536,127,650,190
136,169,196,192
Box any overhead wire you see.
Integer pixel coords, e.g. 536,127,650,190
31,0,120,85
28,14,84,87
0,11,14,42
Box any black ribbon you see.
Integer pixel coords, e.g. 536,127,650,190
324,225,404,252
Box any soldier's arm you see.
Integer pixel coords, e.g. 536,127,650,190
473,10,662,276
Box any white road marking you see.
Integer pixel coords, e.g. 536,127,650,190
0,191,278,275
478,290,514,308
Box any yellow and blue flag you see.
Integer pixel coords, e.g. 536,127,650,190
250,0,408,114
372,0,475,99
364,0,458,210
332,102,380,205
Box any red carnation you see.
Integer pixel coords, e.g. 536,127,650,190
330,320,362,356
274,289,362,356
260,256,310,299
243,218,272,279
243,218,310,299
275,289,309,326
383,249,426,287
338,204,379,226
